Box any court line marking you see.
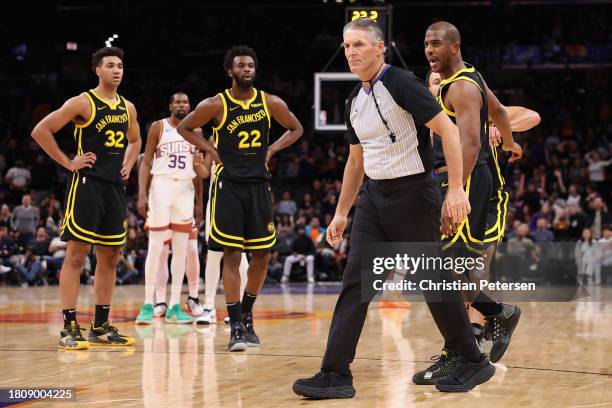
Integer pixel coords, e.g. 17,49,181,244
0,349,610,378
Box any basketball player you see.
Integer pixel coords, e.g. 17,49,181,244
177,45,304,350
32,47,141,349
427,70,541,343
413,22,522,384
135,92,204,325
198,138,249,326
153,151,210,319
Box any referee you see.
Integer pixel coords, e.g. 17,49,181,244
292,18,494,399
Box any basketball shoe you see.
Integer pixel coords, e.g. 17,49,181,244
228,321,247,351
88,322,135,346
242,312,260,347
483,304,521,363
165,304,193,324
59,321,89,350
135,304,154,325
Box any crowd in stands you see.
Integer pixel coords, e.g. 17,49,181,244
1,3,611,287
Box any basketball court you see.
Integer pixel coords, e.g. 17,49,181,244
0,285,610,407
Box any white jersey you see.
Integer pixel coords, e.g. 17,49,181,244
151,118,196,179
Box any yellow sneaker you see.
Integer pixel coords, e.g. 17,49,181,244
58,321,89,350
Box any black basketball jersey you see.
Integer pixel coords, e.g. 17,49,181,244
74,90,130,184
433,63,489,169
212,88,271,182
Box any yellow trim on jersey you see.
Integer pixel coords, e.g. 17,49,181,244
261,91,272,129
439,66,476,86
76,92,96,129
90,89,122,110
121,96,130,127
212,93,227,147
485,190,503,235
437,76,483,117
224,88,258,110
437,95,456,117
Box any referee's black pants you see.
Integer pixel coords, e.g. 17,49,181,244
321,173,482,375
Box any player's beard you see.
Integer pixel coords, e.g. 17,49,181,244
175,111,188,119
235,75,255,89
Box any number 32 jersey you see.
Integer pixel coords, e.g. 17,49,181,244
151,118,196,180
74,90,132,184
213,88,271,182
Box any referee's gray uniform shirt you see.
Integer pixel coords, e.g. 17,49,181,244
347,65,440,179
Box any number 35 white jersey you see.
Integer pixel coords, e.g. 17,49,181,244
150,118,196,179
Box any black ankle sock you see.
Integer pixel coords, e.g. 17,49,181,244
94,305,110,327
62,309,77,326
471,292,502,317
241,292,257,314
226,302,242,324
188,296,199,302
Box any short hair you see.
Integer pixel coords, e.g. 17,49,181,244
169,92,188,104
426,21,461,44
343,18,384,43
91,46,124,72
223,45,258,71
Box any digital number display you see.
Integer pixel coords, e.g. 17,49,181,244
345,7,390,44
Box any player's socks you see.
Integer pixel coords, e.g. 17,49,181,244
204,251,223,308
145,231,166,306
470,292,503,316
63,309,77,325
186,239,200,299
169,231,189,307
241,291,257,314
155,242,170,304
94,304,110,328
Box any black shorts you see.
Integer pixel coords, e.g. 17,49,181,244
483,189,509,245
60,172,128,246
436,164,492,255
207,172,276,252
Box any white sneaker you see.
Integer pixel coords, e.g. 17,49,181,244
280,276,289,283
154,302,168,317
0,265,11,274
186,297,204,316
195,307,216,325
224,316,230,325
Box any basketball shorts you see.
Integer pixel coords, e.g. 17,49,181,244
147,175,194,233
60,172,127,246
484,189,509,245
435,163,493,255
207,174,275,252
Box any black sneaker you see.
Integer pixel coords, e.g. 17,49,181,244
228,321,248,352
293,370,356,399
483,304,521,363
242,312,260,347
59,321,89,350
88,322,135,346
412,348,457,385
435,354,495,392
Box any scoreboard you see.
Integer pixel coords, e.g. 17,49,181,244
345,6,392,44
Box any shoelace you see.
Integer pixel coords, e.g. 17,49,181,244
67,324,86,339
